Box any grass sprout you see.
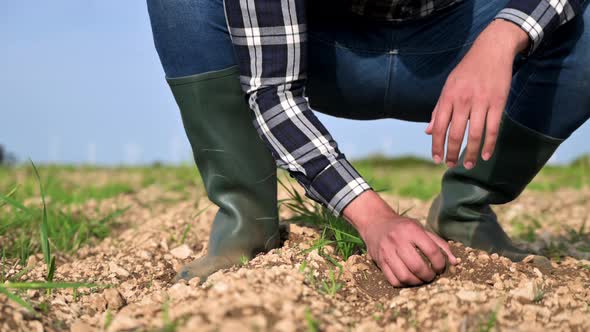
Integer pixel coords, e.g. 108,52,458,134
0,161,107,312
320,268,343,296
279,179,365,261
304,307,319,332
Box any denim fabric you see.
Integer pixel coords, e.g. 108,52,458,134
147,0,589,139
146,0,235,78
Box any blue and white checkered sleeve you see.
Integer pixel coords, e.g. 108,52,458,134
224,0,371,215
496,0,583,54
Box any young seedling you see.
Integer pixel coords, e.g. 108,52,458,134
38,301,51,314
177,204,210,246
1,248,5,283
299,263,318,288
0,162,103,313
239,255,249,266
280,179,366,261
180,224,191,245
533,289,545,303
104,309,114,331
30,161,52,281
299,260,308,273
480,297,505,332
513,215,543,243
161,300,184,332
480,309,498,332
320,269,343,297
304,307,320,332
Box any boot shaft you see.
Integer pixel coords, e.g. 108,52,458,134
167,67,280,257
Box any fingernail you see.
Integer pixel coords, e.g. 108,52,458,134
464,161,474,169
446,161,455,168
482,152,491,160
433,155,441,164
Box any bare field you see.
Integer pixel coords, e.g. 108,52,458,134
0,162,589,331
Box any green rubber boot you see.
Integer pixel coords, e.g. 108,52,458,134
427,113,563,262
167,67,281,283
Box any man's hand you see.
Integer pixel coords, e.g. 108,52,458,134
343,191,457,287
426,20,529,169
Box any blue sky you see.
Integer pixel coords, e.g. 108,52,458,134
1,1,589,165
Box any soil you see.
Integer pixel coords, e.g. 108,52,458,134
1,186,589,332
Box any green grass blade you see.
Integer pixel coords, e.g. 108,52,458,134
0,186,18,208
10,264,36,282
95,206,130,224
30,160,51,266
3,281,97,289
180,224,191,244
46,256,56,282
0,286,35,312
304,307,319,332
104,309,114,330
0,192,32,215
324,225,364,244
1,248,5,283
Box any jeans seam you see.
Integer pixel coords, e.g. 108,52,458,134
309,33,475,55
383,54,394,116
308,34,391,54
397,41,474,55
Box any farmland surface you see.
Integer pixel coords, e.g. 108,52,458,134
1,158,589,331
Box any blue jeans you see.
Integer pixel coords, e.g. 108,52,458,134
147,0,590,139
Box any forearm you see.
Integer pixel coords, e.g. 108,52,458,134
224,0,370,215
251,85,371,214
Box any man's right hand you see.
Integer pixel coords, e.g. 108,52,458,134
343,190,457,287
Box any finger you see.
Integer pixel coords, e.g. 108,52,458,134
445,104,469,168
482,107,503,161
397,244,436,283
425,101,439,135
426,231,457,265
388,250,424,286
379,259,402,287
463,106,487,169
413,235,447,274
431,99,452,165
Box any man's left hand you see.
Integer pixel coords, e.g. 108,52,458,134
426,20,529,169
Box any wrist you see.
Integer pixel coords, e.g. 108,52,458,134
342,190,397,238
483,20,530,56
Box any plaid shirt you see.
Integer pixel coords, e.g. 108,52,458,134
224,0,582,216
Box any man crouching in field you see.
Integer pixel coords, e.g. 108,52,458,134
146,0,589,287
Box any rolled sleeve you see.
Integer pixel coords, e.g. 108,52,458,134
495,0,582,54
307,159,371,216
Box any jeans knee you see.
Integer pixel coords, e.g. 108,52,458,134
147,0,236,77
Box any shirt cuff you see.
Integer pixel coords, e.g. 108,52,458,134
495,1,562,55
306,158,372,216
